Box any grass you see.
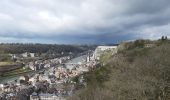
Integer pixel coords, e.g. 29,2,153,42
0,54,12,62
99,50,113,65
0,67,32,77
0,61,15,66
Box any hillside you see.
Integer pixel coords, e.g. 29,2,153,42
70,40,170,100
0,43,94,54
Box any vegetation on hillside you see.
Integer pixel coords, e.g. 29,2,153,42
70,40,170,100
0,67,31,77
0,54,11,62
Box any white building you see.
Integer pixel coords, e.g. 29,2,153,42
29,62,35,70
93,46,117,60
0,84,4,91
30,93,65,100
30,53,35,57
22,52,29,58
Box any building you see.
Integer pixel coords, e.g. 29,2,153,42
28,62,35,70
22,52,35,58
30,93,65,100
144,43,156,48
22,52,29,58
93,46,117,60
30,53,35,57
0,84,4,91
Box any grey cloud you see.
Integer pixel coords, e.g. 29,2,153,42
0,0,170,44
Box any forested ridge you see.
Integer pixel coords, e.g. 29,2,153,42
0,43,94,54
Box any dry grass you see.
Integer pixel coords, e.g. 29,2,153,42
0,62,15,66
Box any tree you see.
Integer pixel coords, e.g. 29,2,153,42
134,40,145,48
161,36,165,41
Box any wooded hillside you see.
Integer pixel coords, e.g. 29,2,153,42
0,43,94,54
70,40,170,100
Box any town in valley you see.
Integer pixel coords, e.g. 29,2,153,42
0,44,118,100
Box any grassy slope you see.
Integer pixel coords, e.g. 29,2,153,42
0,61,31,78
0,62,15,66
70,41,170,100
1,67,31,77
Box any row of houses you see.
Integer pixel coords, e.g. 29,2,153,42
26,56,71,71
28,55,96,100
0,55,73,99
0,53,95,100
30,93,65,100
10,52,36,59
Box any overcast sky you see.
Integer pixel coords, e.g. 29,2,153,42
0,0,170,44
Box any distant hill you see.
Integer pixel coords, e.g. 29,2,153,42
0,43,95,54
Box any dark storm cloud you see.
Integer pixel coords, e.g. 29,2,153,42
0,0,169,44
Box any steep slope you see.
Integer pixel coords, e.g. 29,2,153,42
70,41,170,100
